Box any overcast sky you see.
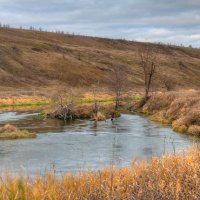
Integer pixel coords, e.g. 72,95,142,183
0,0,200,47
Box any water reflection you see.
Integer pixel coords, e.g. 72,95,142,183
0,112,197,176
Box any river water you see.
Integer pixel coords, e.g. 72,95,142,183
0,111,196,176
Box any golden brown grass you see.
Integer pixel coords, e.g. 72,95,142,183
0,124,36,140
0,28,200,92
80,92,113,102
142,90,200,135
93,112,106,121
0,147,200,199
0,95,50,107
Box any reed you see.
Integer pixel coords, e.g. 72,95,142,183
0,147,200,199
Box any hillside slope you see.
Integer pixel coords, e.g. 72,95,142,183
0,28,200,94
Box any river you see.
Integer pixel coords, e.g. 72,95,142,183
0,111,196,176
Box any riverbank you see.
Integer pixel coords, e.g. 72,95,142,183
0,147,199,199
137,90,200,136
0,95,51,108
2,90,200,135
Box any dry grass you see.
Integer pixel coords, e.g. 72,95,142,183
93,112,106,121
188,125,200,135
0,148,200,199
142,90,200,135
0,124,36,140
0,28,200,93
49,101,118,121
0,95,50,107
80,92,113,102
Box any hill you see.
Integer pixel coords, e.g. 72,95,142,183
0,28,200,96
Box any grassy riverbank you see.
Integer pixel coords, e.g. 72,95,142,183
3,90,200,135
0,147,199,199
139,90,200,135
0,96,51,108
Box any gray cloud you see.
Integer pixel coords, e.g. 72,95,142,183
0,0,199,47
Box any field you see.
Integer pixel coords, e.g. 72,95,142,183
1,27,200,199
0,27,200,95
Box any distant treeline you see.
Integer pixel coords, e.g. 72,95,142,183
0,22,198,49
0,22,74,35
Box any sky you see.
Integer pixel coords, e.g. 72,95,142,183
0,0,200,47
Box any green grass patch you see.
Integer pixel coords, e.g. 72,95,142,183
132,95,142,101
0,101,50,108
79,99,114,104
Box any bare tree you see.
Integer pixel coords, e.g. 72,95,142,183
160,70,176,91
109,65,127,111
52,86,67,107
91,81,100,115
138,45,158,102
51,86,77,121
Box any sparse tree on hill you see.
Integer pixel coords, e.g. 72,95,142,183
138,45,158,103
91,81,100,115
109,65,127,111
161,70,176,91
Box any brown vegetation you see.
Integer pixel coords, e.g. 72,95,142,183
160,69,177,91
138,45,158,102
0,28,200,94
93,111,106,121
0,147,200,199
0,124,36,140
0,95,50,107
109,65,127,111
48,103,116,121
140,90,200,135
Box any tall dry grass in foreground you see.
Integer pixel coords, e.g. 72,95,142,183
142,90,200,135
0,148,200,199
